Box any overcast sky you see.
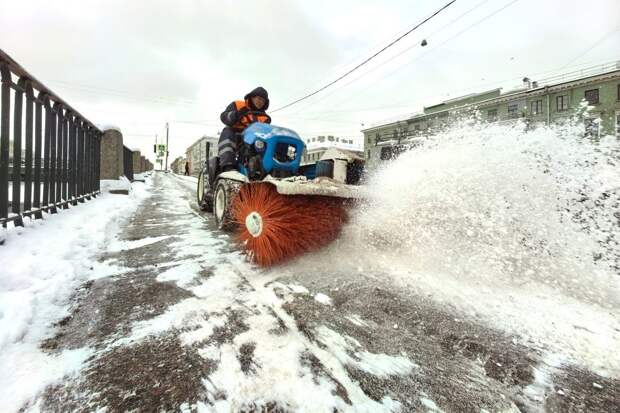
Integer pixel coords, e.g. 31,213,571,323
1,0,619,162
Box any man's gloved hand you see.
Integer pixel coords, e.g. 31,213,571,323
236,107,250,122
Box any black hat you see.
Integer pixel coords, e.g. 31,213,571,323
245,86,269,110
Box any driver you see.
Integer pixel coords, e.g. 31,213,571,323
218,86,271,172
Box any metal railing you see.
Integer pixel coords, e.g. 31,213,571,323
0,49,101,227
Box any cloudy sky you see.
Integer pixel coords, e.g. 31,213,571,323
1,0,619,162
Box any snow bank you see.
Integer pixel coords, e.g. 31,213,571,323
100,175,132,193
0,176,151,411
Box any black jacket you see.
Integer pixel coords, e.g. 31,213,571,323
220,87,270,129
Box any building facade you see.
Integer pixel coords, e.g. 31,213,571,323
362,62,620,170
185,136,218,176
170,157,187,175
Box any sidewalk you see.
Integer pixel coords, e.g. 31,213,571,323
3,173,618,412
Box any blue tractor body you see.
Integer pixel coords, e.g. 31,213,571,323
238,123,306,178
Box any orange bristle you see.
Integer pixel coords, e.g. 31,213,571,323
232,182,347,267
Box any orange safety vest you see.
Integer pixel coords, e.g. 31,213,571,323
232,100,270,131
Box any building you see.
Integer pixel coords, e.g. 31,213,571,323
303,135,356,145
185,135,218,176
362,61,620,170
170,157,187,175
300,135,363,165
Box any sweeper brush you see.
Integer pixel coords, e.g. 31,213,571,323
232,182,348,266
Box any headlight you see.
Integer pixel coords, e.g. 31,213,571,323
254,139,265,151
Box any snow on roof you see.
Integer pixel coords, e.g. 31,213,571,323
98,124,122,133
319,147,364,162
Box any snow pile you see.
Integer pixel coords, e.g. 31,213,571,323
0,176,151,411
100,175,132,193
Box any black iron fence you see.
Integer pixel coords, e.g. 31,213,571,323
0,49,101,227
123,146,134,181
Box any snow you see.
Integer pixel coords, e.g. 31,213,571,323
98,124,122,133
100,176,132,192
287,118,620,378
156,261,203,288
346,314,370,327
315,326,417,378
289,284,309,294
109,235,171,252
0,176,151,411
314,292,332,305
96,175,418,412
420,395,443,412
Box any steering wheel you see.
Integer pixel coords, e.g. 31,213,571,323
244,110,271,124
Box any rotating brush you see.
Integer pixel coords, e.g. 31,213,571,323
232,182,348,266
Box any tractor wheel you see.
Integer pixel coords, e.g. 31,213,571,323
213,179,240,231
197,170,213,212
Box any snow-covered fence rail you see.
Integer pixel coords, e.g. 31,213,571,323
0,48,101,227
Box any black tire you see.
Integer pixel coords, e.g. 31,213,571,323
213,179,240,231
197,170,213,212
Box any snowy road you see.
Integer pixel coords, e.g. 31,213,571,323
5,172,619,412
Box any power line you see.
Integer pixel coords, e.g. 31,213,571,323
312,0,521,116
281,0,492,116
291,56,619,119
271,0,458,113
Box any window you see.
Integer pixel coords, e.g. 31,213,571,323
507,103,519,118
487,109,498,122
616,111,620,138
414,124,421,131
556,95,569,112
617,84,620,101
367,150,371,159
530,100,543,115
585,89,599,105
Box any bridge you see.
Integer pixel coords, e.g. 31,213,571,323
0,50,618,412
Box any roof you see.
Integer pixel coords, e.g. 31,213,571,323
362,63,620,132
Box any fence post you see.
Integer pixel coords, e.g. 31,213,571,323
33,92,43,218
77,120,85,202
132,150,141,174
85,126,92,199
23,81,34,215
0,63,10,225
11,77,24,225
68,113,76,205
99,128,124,180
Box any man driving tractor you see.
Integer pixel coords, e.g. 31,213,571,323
218,86,271,172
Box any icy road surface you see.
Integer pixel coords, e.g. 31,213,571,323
0,169,614,413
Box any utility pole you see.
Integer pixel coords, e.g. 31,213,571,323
165,122,169,171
